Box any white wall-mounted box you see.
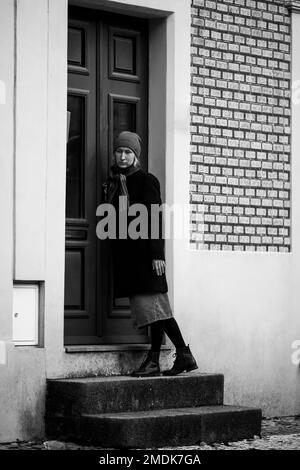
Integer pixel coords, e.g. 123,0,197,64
13,284,39,346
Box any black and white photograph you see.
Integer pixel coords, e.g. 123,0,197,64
0,0,299,462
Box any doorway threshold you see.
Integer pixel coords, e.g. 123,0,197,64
65,344,172,353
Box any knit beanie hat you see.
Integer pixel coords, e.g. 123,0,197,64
113,131,141,158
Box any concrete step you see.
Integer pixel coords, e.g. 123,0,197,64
47,405,262,448
46,373,224,415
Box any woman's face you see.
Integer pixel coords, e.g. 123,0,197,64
114,147,136,168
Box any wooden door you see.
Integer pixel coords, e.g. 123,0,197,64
64,7,149,345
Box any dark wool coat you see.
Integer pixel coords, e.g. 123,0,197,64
107,168,168,298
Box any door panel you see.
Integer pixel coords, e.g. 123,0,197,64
68,25,86,68
64,8,149,345
112,96,138,137
109,27,140,81
66,92,86,219
99,14,148,343
65,16,98,343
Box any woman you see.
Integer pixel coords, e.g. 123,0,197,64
104,131,198,377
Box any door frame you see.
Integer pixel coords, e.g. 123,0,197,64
45,0,190,376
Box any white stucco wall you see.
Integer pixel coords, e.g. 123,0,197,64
174,250,300,416
0,0,46,442
0,1,14,343
14,0,48,280
0,0,16,441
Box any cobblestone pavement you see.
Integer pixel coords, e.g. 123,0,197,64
0,416,300,450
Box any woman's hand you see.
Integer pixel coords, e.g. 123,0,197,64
152,259,165,276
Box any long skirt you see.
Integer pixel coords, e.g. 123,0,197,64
129,292,174,329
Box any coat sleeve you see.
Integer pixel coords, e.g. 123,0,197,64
143,173,165,261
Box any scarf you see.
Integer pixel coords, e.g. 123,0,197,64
103,160,141,210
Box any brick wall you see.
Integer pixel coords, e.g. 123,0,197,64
190,0,291,251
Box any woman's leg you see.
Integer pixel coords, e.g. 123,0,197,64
161,318,198,376
131,320,164,377
150,320,165,353
161,318,186,349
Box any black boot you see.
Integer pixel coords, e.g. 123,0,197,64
162,344,198,376
131,350,161,377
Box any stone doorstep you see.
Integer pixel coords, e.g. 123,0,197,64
66,405,262,448
46,373,262,448
46,373,225,414
4,417,300,450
